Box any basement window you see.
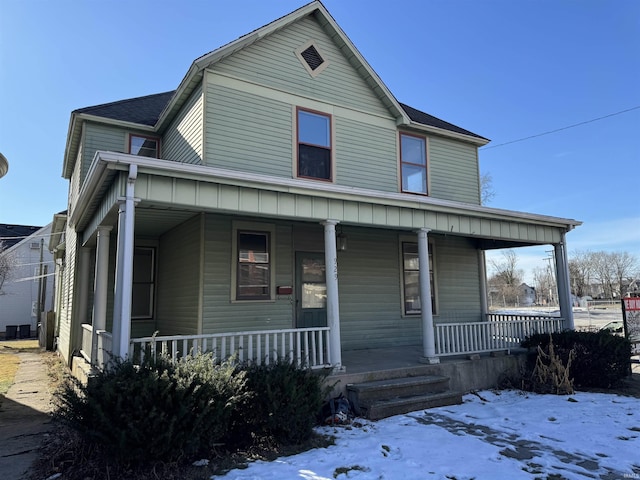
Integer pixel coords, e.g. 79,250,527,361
295,40,329,77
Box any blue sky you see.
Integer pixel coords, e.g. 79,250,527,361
1,0,638,282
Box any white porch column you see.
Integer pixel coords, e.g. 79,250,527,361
113,165,138,359
417,228,439,364
478,250,489,317
555,234,574,330
91,226,112,366
322,220,343,371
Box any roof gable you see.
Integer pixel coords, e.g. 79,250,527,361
0,224,43,250
63,1,488,178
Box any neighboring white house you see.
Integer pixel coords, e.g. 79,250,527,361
0,223,55,338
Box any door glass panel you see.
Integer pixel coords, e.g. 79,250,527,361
301,258,326,309
302,258,325,282
302,283,327,309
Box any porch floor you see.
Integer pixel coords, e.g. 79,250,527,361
340,345,457,374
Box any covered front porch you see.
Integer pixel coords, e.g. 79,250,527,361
59,151,579,376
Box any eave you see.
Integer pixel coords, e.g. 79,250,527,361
73,151,581,239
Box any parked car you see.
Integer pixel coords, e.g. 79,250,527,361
599,321,624,335
600,321,640,355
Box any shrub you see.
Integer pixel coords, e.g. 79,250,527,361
229,358,330,447
54,353,248,464
521,330,631,389
524,336,575,394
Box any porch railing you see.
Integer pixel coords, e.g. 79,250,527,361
129,327,331,369
80,324,113,369
435,315,565,357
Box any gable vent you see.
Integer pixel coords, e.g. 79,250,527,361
295,40,329,77
301,45,324,71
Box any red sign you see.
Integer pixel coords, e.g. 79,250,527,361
623,297,640,311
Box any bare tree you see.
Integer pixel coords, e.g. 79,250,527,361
480,172,496,205
609,251,638,297
568,250,594,297
0,241,17,294
488,250,524,306
590,252,616,299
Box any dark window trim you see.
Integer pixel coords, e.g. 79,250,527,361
236,230,271,301
296,107,333,182
401,241,436,316
132,246,156,320
129,134,161,158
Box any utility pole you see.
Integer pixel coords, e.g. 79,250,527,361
37,238,44,321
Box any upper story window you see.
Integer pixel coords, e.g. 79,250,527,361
129,134,159,158
400,133,427,194
297,108,332,181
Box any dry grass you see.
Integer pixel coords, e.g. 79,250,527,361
0,339,41,396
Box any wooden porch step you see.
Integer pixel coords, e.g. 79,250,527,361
364,391,463,420
346,374,462,420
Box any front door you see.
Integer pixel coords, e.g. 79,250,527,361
295,253,327,328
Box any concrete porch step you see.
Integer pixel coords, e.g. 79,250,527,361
346,374,462,420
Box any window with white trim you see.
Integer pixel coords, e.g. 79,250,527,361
400,133,427,194
401,241,436,315
297,108,332,181
129,134,159,158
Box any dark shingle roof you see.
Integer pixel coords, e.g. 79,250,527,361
74,91,175,126
399,103,487,140
0,224,42,250
74,91,485,141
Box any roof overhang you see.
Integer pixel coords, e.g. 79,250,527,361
73,151,581,245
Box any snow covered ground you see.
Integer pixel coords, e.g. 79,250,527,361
213,390,640,480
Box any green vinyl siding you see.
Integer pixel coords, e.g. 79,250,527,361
335,117,397,191
162,84,203,164
431,235,482,323
155,215,202,336
201,215,293,334
214,15,390,118
205,84,292,175
82,123,127,183
338,228,419,350
429,136,480,204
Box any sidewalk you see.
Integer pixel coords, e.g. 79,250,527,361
0,351,54,480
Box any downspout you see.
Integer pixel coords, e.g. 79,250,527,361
113,164,138,359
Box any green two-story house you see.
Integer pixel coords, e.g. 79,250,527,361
50,1,580,379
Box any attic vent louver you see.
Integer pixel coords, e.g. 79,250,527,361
295,40,329,77
301,45,324,71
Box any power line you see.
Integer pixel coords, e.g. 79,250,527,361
481,105,640,151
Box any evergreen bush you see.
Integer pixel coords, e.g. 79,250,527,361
521,330,631,389
54,353,248,463
230,358,330,447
